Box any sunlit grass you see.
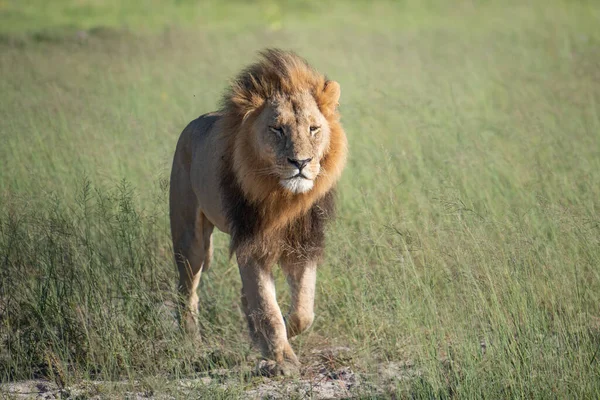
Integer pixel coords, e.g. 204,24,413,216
1,0,600,397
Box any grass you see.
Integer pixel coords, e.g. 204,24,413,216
1,0,600,398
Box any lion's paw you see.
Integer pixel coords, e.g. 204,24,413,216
255,359,300,377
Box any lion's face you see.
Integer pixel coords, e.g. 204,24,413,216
252,91,331,194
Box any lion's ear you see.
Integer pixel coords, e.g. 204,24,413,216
319,80,340,116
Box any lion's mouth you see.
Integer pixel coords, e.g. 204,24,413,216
279,173,315,194
284,173,310,180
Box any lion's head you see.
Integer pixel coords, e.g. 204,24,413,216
223,49,346,199
221,49,347,251
250,88,337,194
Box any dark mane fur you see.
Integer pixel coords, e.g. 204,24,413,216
220,161,336,264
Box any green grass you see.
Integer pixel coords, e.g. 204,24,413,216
2,0,600,398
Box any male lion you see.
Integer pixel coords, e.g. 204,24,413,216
169,49,347,375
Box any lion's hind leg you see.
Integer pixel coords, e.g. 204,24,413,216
172,210,214,336
170,153,214,336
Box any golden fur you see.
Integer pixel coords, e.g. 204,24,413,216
221,49,347,236
169,49,347,376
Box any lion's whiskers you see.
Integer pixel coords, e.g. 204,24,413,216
254,166,281,177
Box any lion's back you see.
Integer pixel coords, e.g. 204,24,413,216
170,112,229,232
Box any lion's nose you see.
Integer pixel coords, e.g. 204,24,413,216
288,157,312,170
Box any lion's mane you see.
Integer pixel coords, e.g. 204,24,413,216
219,49,347,263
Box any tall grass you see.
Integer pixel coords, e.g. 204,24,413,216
1,0,600,397
0,180,241,381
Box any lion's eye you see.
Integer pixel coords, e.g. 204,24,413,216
269,126,284,137
309,126,321,135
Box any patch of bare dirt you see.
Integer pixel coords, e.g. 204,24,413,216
1,347,418,399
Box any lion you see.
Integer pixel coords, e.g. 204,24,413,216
169,49,347,376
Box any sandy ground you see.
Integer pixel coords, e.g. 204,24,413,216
1,347,418,399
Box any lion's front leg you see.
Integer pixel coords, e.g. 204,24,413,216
281,260,317,338
237,256,299,376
